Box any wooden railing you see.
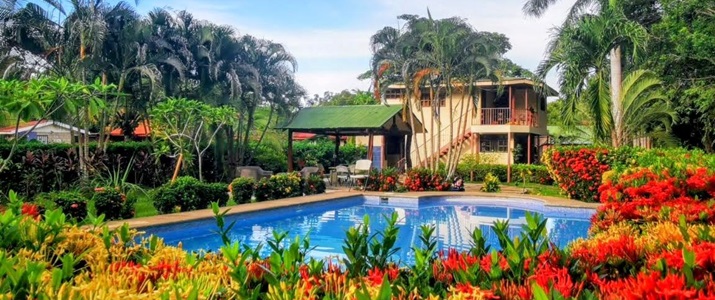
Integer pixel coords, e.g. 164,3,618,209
474,108,538,126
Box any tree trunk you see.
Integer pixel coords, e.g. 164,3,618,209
610,46,623,147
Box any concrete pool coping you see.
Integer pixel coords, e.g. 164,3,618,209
106,191,600,230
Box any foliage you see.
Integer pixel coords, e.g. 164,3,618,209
455,162,552,185
92,188,135,221
0,141,176,198
230,177,255,204
363,167,400,192
647,0,715,151
33,191,88,221
292,139,367,170
307,89,377,106
480,173,501,192
254,172,303,202
403,168,451,192
152,176,229,214
303,175,326,196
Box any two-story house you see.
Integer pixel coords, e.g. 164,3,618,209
357,78,557,168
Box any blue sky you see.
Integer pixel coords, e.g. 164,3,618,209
133,0,573,96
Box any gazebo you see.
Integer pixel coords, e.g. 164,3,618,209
277,105,423,172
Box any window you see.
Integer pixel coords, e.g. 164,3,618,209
36,135,48,144
384,88,403,99
540,96,546,111
480,135,508,153
419,89,446,107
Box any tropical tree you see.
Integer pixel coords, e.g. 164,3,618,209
150,97,238,182
537,3,648,145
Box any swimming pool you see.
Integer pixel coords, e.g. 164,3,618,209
141,196,594,264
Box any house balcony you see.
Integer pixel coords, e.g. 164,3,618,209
471,108,547,135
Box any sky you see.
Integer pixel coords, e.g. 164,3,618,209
132,0,574,97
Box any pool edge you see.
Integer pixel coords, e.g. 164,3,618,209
106,191,599,230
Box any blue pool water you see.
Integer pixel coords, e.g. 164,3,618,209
141,196,594,264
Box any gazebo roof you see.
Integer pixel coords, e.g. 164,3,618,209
278,105,422,135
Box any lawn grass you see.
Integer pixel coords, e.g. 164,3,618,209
504,182,566,198
132,190,157,218
129,189,238,219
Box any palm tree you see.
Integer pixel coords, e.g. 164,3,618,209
619,70,676,146
537,4,648,145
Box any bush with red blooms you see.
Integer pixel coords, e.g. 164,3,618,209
403,168,451,191
362,167,400,192
542,147,611,201
592,166,715,231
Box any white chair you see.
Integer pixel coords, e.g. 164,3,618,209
349,159,372,191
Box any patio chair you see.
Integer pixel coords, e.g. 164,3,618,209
317,163,331,186
237,166,273,181
349,159,372,191
300,167,320,181
335,165,350,186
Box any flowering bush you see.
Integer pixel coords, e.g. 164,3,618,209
403,168,451,191
255,172,303,201
303,175,326,195
362,167,400,192
543,147,611,201
480,172,501,192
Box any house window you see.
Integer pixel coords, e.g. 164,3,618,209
384,89,403,99
480,135,508,152
540,96,546,111
419,89,446,107
36,135,48,144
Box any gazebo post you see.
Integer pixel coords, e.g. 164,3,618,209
405,133,412,169
287,129,294,172
507,132,512,183
367,131,374,161
334,133,340,167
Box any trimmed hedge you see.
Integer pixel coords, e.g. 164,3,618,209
456,163,553,185
230,177,255,204
152,176,229,214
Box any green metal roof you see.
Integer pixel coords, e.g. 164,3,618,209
279,105,404,131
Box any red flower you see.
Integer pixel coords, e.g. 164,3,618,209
21,203,40,220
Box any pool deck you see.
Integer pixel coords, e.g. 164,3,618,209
106,189,600,230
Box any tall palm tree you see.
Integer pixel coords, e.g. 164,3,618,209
538,5,648,144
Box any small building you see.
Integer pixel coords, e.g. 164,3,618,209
109,120,152,141
0,120,92,144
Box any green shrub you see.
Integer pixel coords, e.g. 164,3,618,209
198,183,229,208
152,176,229,214
230,177,256,204
480,172,501,192
512,165,553,185
303,175,326,195
254,177,273,202
92,188,136,220
33,191,88,221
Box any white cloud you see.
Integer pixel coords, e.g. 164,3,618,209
150,0,574,95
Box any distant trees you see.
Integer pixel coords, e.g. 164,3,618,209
0,0,305,178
